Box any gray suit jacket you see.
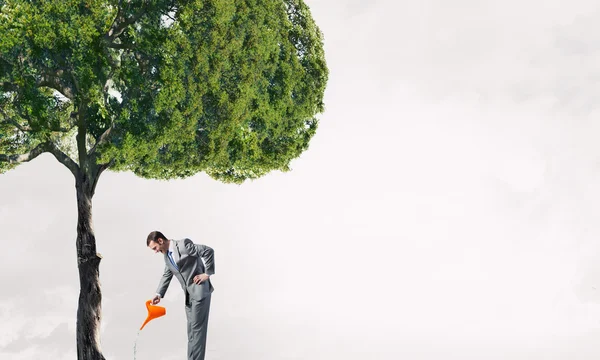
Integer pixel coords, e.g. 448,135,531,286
156,238,215,301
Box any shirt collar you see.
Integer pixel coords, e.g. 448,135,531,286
168,239,175,254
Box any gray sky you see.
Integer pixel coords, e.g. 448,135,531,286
2,0,600,359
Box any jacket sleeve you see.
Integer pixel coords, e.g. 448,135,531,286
155,264,173,297
184,238,215,275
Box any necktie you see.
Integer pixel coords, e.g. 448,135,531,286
168,251,179,271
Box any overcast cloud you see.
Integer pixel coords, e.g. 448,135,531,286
2,1,600,359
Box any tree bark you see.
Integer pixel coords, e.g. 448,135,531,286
75,172,106,360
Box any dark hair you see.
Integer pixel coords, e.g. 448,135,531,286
147,231,167,246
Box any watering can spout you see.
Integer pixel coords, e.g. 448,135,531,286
140,300,166,330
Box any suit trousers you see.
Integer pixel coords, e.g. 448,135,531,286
185,292,212,360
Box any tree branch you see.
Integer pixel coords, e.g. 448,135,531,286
70,67,81,95
106,41,135,50
3,67,74,100
106,1,150,41
1,82,18,93
37,75,75,100
76,104,88,167
88,124,114,156
162,10,177,23
0,108,72,133
0,142,79,175
107,0,125,36
0,109,32,132
98,159,115,174
21,64,76,100
0,121,31,132
46,142,79,175
0,143,47,164
89,158,115,194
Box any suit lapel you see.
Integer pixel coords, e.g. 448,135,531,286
164,240,181,270
173,239,182,263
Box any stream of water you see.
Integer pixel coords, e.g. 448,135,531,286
133,330,140,360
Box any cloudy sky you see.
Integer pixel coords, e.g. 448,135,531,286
2,0,600,359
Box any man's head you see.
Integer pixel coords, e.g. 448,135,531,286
147,231,169,254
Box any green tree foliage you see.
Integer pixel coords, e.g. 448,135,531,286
0,0,327,183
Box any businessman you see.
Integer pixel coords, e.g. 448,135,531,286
147,231,215,360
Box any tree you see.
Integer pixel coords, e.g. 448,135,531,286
0,0,328,358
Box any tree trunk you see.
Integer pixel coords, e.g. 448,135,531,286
75,173,106,360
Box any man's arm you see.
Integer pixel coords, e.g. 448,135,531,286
184,238,215,275
155,264,173,298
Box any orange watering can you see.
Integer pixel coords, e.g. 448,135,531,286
140,300,166,330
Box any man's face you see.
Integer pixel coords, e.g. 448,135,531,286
148,238,167,254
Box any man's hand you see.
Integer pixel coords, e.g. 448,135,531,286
152,295,161,305
193,273,210,284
